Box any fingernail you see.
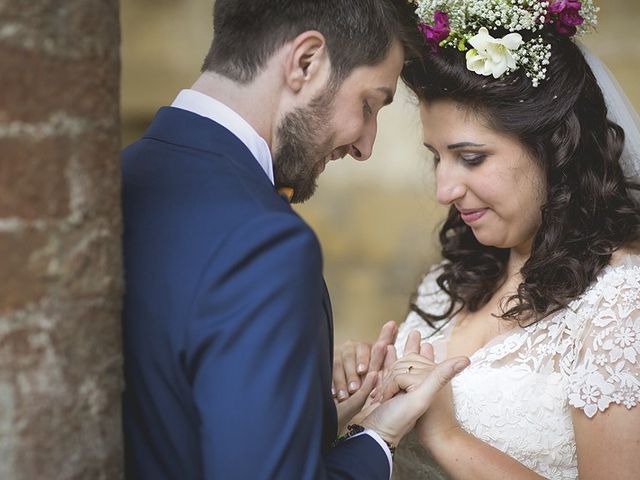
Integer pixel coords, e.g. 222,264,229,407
348,382,359,392
338,390,348,401
331,387,336,396
454,360,469,373
357,363,367,374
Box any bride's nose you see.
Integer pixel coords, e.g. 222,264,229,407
436,168,467,205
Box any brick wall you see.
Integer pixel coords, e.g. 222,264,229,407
0,1,123,478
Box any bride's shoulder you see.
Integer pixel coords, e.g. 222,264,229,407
609,243,640,268
412,261,453,315
590,245,640,295
565,245,640,418
415,261,448,296
395,261,452,349
570,247,640,313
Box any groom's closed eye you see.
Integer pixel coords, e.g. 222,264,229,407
376,86,394,106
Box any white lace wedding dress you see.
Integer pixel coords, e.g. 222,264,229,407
393,253,640,480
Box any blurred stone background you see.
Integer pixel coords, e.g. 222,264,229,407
121,0,640,345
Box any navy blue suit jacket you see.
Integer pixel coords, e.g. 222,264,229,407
122,107,390,479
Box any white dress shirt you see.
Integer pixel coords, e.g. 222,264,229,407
170,88,393,476
171,89,274,184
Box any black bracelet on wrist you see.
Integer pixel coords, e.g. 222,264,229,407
332,424,396,457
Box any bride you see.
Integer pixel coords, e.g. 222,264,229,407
334,1,640,478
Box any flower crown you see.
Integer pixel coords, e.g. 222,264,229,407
412,0,599,87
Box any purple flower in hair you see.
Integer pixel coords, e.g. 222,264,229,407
548,0,582,14
418,11,450,51
547,0,584,36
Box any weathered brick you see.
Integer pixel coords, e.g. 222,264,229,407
0,137,71,219
0,0,123,477
56,227,122,299
6,302,122,480
0,0,120,61
0,45,119,123
69,126,122,222
0,230,50,313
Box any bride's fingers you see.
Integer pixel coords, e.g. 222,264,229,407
390,353,436,371
377,355,439,401
372,371,386,403
420,341,435,361
403,330,422,355
369,340,387,375
410,356,470,400
379,320,398,344
389,361,433,375
369,321,398,373
382,345,397,372
380,357,462,400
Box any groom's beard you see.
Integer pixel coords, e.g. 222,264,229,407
273,89,337,204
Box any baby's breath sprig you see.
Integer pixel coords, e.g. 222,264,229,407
413,0,599,86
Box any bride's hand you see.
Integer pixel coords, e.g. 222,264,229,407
415,374,461,451
332,320,398,401
374,332,465,448
359,337,469,448
373,331,465,402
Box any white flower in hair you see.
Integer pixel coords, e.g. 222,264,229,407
465,27,523,79
414,0,599,86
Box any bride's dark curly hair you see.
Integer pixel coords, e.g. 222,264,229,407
402,33,640,326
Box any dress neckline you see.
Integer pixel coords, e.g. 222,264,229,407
431,252,640,362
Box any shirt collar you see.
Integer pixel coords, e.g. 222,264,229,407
171,89,274,184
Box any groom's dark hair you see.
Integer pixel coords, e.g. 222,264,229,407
202,0,422,84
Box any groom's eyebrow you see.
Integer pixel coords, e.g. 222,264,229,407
377,87,394,106
448,142,486,149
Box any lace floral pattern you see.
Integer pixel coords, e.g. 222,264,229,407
394,255,640,479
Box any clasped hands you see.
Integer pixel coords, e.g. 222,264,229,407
333,321,470,449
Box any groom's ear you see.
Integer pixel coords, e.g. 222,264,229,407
283,31,331,94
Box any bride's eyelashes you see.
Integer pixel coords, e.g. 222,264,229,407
423,142,487,167
460,153,487,166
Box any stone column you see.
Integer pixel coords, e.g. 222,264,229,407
0,1,123,478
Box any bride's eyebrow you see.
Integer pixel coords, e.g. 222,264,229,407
448,142,486,149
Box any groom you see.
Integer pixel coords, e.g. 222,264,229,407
122,1,466,478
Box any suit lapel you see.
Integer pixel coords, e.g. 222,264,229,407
320,279,338,446
322,279,334,363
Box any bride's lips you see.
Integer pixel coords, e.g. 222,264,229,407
458,207,488,224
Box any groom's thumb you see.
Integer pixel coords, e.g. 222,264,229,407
416,356,470,399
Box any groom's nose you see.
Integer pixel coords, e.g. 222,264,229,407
349,119,378,161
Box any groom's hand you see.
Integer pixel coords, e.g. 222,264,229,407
332,321,398,401
335,371,378,435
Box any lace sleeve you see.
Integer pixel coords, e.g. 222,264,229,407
395,262,452,356
566,264,640,418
